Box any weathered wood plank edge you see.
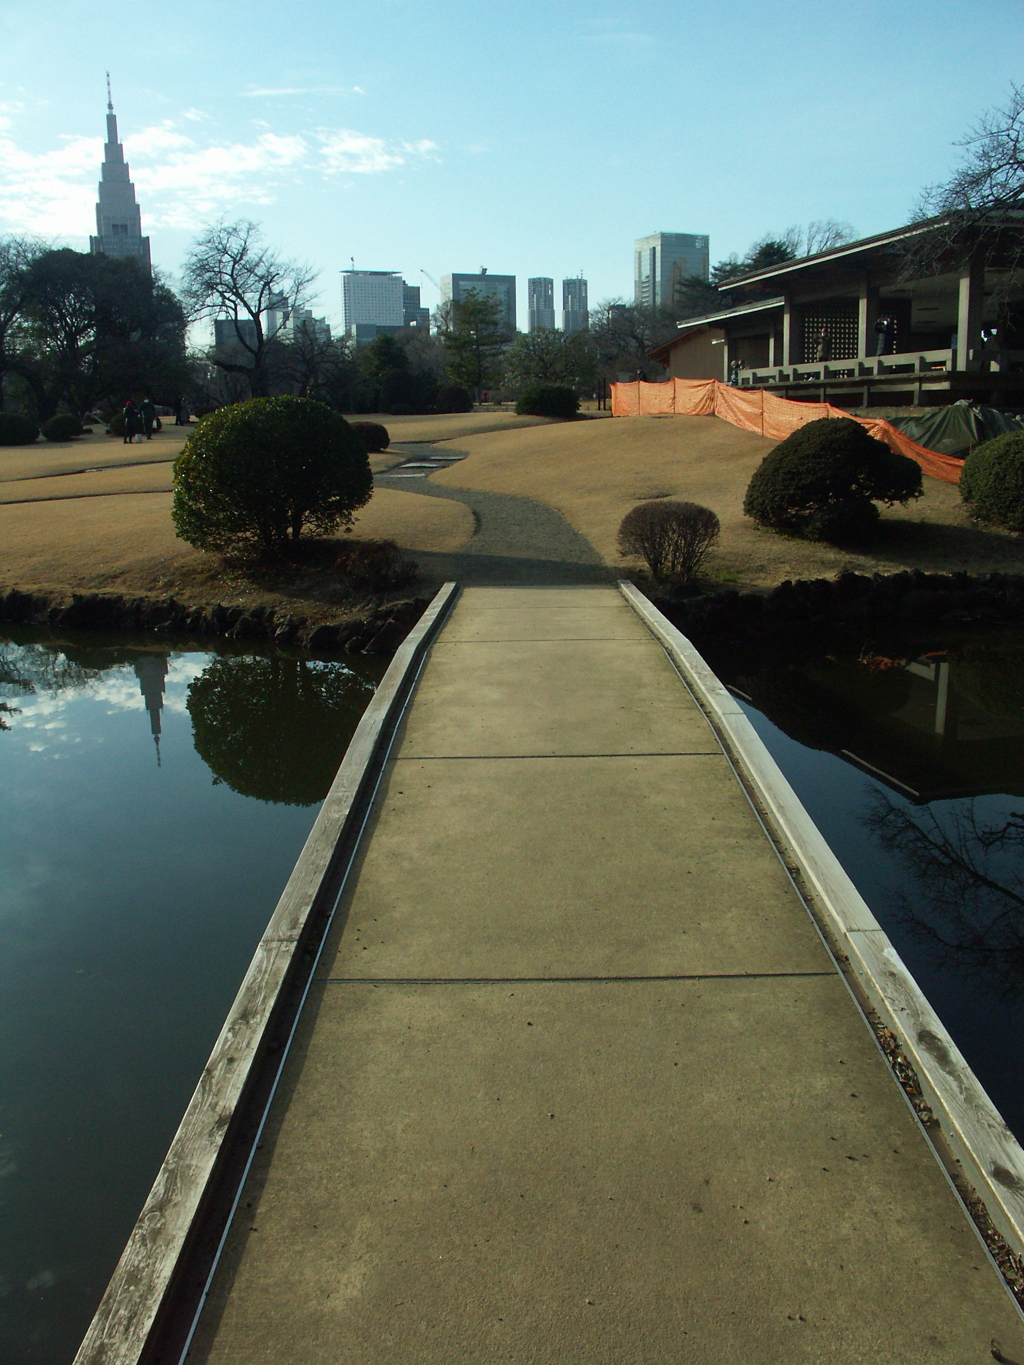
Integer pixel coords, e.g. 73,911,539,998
619,579,1024,1259
72,580,460,1365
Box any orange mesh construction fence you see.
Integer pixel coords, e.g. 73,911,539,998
609,379,964,483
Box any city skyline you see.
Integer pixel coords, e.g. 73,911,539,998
0,2,1020,335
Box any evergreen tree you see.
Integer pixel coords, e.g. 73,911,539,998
440,288,509,393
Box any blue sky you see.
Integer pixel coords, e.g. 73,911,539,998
0,0,1021,332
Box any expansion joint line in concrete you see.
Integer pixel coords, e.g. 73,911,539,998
392,751,724,761
438,637,655,644
318,972,839,985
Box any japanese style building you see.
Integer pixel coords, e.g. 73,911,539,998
649,216,1024,408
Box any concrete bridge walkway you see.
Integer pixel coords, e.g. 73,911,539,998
188,585,1024,1364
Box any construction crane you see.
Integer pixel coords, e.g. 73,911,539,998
420,268,441,291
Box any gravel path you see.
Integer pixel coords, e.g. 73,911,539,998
376,448,611,585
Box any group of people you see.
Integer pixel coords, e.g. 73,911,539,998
730,311,904,383
815,313,898,364
121,396,192,440
122,397,158,443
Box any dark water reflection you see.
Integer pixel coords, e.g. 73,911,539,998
0,631,383,1364
709,631,1024,1142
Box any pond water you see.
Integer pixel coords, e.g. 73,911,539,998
6,623,1024,1363
0,631,384,1365
707,630,1024,1144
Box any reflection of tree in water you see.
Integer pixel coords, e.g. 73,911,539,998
0,639,106,730
734,657,912,753
188,655,376,806
954,640,1024,725
863,790,1024,998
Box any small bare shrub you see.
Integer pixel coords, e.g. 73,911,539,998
618,500,720,582
334,539,417,592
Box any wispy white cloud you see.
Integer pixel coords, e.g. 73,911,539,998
240,86,364,98
0,129,100,238
316,129,438,175
0,110,437,237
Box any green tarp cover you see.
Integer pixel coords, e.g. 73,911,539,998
887,403,1024,458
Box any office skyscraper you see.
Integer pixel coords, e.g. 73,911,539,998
634,233,709,310
342,271,404,330
528,278,555,331
441,270,517,334
562,278,589,333
403,283,430,331
89,79,151,274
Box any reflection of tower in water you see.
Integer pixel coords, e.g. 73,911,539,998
133,655,169,765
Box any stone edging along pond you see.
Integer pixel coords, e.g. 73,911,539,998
0,586,431,656
655,569,1024,648
2,570,1023,659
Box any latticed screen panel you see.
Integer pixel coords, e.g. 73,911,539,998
800,299,859,362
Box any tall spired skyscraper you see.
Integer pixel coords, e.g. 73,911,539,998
89,75,151,274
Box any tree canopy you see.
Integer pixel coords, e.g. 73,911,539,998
188,654,377,805
501,328,597,395
907,84,1024,282
439,288,510,392
172,396,372,554
588,300,680,381
674,222,856,321
0,241,188,419
182,219,317,399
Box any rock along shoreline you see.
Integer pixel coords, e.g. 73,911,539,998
656,569,1024,652
3,571,1023,659
0,587,431,656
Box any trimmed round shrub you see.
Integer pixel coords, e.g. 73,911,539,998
435,385,473,414
743,417,922,544
350,421,390,453
41,414,83,442
0,412,39,446
803,498,881,545
515,384,579,419
172,396,372,555
617,500,720,582
106,411,126,436
960,430,1024,532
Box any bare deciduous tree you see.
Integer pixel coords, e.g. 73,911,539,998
863,791,1024,998
804,219,856,255
904,85,1024,286
589,300,679,381
183,220,317,399
917,85,1024,218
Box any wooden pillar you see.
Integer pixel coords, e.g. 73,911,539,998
858,276,878,360
722,336,731,383
782,294,792,366
956,256,984,372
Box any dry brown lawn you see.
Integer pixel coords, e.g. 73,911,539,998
1,411,1021,609
430,414,1024,587
351,410,558,443
0,423,473,609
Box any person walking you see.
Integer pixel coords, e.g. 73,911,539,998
139,396,157,440
123,398,139,444
816,327,832,363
